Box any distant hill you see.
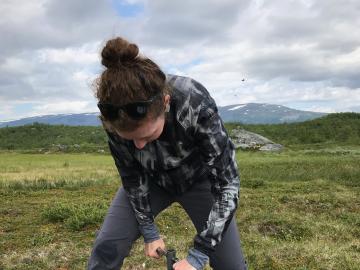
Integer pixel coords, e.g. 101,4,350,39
0,103,326,128
0,113,100,128
0,113,358,152
230,112,360,147
218,103,326,124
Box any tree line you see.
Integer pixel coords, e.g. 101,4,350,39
0,113,359,152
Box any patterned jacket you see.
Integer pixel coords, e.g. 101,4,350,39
106,74,240,257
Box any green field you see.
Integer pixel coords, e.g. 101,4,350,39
1,147,359,270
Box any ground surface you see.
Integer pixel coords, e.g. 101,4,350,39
0,147,359,270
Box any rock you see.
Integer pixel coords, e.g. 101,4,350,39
235,143,253,150
230,128,283,152
259,144,283,151
56,144,67,150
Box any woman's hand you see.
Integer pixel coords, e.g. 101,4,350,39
173,259,197,270
144,238,166,259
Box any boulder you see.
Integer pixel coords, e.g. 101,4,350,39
259,143,283,152
229,128,283,151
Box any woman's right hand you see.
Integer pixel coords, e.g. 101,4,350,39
145,238,166,259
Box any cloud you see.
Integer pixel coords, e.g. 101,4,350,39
139,0,251,46
0,44,99,102
0,0,137,59
39,45,99,65
348,105,360,113
33,100,94,115
0,104,15,121
0,0,359,121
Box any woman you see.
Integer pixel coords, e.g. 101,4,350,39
88,37,248,270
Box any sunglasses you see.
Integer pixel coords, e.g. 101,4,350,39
97,93,162,120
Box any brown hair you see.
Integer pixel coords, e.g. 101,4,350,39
95,37,170,133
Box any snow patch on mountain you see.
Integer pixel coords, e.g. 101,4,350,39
228,104,246,111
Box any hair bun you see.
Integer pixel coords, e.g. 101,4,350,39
101,37,139,69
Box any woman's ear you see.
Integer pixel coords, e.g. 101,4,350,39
164,95,170,112
165,104,170,112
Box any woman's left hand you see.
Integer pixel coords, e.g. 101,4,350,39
172,259,197,270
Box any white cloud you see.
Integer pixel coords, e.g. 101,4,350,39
0,104,14,121
303,106,336,113
123,0,145,4
33,101,93,115
0,0,46,24
72,71,94,83
0,56,35,75
0,0,360,121
39,44,100,65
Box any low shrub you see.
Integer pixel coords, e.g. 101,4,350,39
42,202,108,231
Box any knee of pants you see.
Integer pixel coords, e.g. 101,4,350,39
92,236,134,268
210,259,248,270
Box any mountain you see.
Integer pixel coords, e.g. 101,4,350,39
0,103,327,128
0,113,101,128
218,103,327,124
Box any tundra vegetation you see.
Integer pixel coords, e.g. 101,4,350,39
0,113,359,270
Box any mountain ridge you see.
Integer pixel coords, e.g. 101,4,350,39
220,103,326,124
0,103,327,128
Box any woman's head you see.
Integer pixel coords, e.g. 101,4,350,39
95,37,170,133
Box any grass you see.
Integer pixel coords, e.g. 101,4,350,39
41,201,109,231
0,147,359,270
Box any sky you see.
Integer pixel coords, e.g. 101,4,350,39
0,0,359,121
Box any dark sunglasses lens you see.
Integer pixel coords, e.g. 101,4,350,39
98,104,119,120
124,103,148,119
98,92,161,121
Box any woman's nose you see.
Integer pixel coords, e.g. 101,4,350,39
134,139,147,149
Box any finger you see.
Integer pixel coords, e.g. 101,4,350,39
156,247,166,257
151,252,160,259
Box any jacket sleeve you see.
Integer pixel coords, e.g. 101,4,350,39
107,133,160,243
192,98,240,256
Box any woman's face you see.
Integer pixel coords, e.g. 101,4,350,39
116,115,165,149
115,94,170,150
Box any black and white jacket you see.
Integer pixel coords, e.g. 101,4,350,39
106,74,240,260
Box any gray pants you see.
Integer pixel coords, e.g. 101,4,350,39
87,179,248,270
